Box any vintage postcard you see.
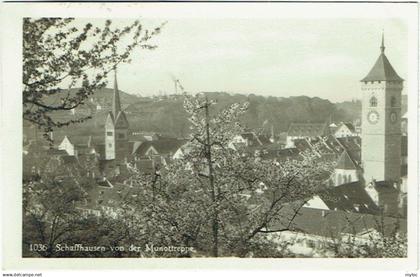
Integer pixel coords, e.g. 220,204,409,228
1,1,419,273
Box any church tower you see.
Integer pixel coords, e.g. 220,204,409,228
105,69,129,161
361,34,403,185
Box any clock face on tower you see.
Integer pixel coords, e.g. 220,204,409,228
367,111,379,124
390,112,397,123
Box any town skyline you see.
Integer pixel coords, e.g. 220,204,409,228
66,18,408,103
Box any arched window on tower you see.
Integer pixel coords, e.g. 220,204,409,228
391,96,397,107
370,96,377,107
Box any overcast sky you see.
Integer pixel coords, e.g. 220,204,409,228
80,18,408,102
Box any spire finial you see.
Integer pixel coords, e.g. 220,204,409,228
112,66,121,117
114,67,118,90
380,30,385,53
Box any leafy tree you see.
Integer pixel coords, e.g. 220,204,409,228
23,177,90,257
23,18,164,140
126,92,333,257
22,149,100,257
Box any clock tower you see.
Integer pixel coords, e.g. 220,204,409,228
361,34,403,184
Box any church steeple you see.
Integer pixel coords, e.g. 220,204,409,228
361,33,403,82
361,33,403,187
112,68,122,117
105,67,129,161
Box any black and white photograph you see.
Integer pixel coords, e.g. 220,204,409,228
1,1,419,274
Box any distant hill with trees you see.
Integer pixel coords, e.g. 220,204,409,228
24,89,363,142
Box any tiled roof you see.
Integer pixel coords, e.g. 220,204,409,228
83,181,136,210
371,181,399,196
75,144,93,155
133,139,187,157
324,135,344,154
319,181,380,215
93,144,105,159
293,138,312,152
341,122,356,133
61,155,78,164
46,148,68,156
239,132,271,147
114,111,129,129
268,206,406,238
130,141,143,155
336,136,361,166
260,147,300,161
134,159,155,174
361,53,403,82
88,135,104,146
257,135,272,146
287,123,328,137
336,151,358,170
61,135,89,146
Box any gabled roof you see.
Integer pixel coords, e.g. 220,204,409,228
336,122,356,133
114,111,129,129
133,139,187,157
60,135,89,146
336,151,358,170
336,136,361,166
319,181,380,215
105,111,115,127
287,123,328,137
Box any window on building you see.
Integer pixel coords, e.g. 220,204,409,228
108,143,112,148
370,96,377,107
391,96,397,107
118,133,125,139
107,132,113,136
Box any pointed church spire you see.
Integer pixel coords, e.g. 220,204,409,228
112,67,121,117
380,31,385,54
361,31,403,82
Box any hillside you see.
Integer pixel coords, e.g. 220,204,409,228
23,89,363,141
